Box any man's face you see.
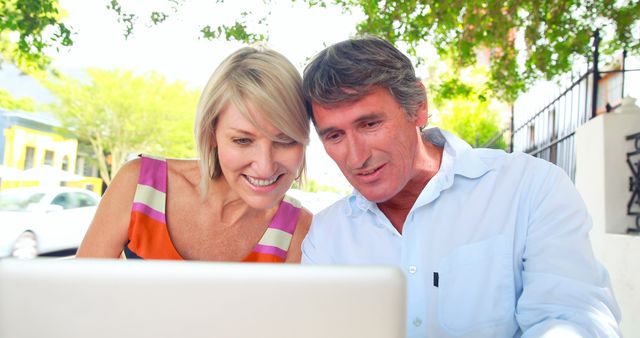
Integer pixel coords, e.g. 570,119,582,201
313,87,427,203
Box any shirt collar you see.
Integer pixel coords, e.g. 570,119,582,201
346,128,495,215
437,128,493,179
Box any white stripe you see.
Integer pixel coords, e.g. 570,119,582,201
283,195,302,208
258,228,293,251
133,184,166,213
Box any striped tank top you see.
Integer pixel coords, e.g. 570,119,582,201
124,155,302,262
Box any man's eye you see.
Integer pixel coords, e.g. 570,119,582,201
364,120,381,128
233,138,252,145
324,132,343,143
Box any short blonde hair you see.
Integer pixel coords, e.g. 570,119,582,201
195,47,309,195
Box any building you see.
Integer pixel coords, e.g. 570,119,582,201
0,108,102,193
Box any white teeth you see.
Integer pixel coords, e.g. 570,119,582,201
359,168,377,175
245,175,278,187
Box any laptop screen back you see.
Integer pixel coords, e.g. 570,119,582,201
0,259,406,338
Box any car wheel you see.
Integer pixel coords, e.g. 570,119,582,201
11,231,38,259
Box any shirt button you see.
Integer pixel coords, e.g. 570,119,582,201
413,317,422,327
408,266,417,274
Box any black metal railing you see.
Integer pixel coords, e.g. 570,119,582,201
483,30,640,182
627,132,640,233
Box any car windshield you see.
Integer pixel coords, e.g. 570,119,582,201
0,190,46,212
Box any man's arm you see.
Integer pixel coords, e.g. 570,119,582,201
516,163,621,337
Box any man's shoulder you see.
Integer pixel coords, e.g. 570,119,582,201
470,148,557,173
314,194,353,223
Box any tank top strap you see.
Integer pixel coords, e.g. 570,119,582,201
243,195,302,262
125,155,181,260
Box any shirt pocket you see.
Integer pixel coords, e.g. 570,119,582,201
436,235,515,336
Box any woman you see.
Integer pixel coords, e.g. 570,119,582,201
76,47,312,262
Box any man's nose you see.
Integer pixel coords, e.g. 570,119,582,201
345,134,369,169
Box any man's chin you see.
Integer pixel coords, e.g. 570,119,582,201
355,187,394,204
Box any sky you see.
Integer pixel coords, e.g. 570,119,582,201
4,0,368,191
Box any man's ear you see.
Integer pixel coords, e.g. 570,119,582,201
414,82,428,128
415,99,428,128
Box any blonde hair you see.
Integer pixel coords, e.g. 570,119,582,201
195,47,309,195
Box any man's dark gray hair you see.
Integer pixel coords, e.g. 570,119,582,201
302,36,426,123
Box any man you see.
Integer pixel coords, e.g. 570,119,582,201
301,36,621,338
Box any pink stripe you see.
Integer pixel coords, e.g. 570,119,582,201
253,244,287,259
268,201,300,234
132,202,166,223
138,156,167,193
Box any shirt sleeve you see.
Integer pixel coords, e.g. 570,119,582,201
516,163,621,337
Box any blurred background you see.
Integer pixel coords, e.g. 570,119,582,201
1,1,639,335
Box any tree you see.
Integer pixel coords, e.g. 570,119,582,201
429,62,507,149
433,98,507,150
0,88,37,111
326,0,639,102
0,0,72,72
4,1,638,101
40,69,199,184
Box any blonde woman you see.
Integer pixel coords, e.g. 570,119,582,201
77,47,311,262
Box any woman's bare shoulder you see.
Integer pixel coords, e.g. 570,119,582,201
75,158,141,258
166,158,201,187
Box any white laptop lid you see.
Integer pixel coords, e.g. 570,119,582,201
0,259,406,338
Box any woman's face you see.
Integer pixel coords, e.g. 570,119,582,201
215,103,304,210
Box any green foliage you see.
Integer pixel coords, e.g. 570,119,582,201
430,64,507,150
201,21,265,44
0,88,37,111
40,69,199,183
434,99,507,150
107,0,267,44
326,0,639,102
0,0,72,72
4,0,638,103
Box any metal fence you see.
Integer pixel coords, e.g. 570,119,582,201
485,32,640,182
510,70,593,181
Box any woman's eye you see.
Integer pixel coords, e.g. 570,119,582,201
275,138,298,147
232,138,252,145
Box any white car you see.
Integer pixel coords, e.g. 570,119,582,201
0,187,100,258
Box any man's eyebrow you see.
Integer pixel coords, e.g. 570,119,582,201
353,113,384,125
316,113,384,137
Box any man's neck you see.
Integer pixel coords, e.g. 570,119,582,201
378,139,444,234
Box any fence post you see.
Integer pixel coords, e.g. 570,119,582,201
509,104,514,152
622,49,627,98
591,29,600,119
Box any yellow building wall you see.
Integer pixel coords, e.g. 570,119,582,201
3,125,77,170
1,126,103,195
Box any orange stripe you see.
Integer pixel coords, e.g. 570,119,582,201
242,251,285,263
127,211,182,260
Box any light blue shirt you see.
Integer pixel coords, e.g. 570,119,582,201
302,128,621,338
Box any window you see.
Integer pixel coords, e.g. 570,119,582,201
51,193,75,209
61,156,69,171
74,192,98,207
44,150,55,166
24,146,35,170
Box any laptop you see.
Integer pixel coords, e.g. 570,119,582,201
0,258,406,338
